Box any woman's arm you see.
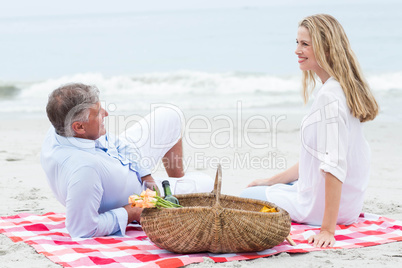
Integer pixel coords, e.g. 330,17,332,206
308,172,342,247
247,162,299,187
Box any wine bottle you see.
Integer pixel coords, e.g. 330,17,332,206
162,180,180,205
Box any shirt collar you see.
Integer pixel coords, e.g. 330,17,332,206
55,131,99,150
313,77,334,98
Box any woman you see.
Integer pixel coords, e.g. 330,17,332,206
240,14,378,248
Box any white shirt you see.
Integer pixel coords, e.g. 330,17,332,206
266,77,371,225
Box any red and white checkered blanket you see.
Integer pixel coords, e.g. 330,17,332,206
1,212,401,267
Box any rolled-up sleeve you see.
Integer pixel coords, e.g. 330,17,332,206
316,93,348,183
66,166,128,238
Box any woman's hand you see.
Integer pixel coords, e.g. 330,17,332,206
247,178,272,187
308,172,341,248
247,162,299,187
307,230,336,247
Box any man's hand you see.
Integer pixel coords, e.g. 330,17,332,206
141,175,160,195
123,204,143,224
307,230,336,248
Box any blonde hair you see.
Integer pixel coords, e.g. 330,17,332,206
299,14,378,122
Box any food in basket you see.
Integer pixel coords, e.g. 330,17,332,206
260,205,277,213
129,189,182,208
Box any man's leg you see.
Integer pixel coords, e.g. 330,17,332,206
121,106,183,174
122,107,213,193
162,138,185,178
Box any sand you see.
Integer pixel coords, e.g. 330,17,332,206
0,109,401,267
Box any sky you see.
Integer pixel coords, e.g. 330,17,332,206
0,0,394,18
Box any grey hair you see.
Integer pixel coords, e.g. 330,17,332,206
46,83,100,137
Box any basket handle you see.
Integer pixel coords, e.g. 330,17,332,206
213,164,222,206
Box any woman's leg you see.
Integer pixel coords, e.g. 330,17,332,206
239,186,269,201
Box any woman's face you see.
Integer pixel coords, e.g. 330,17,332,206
295,26,322,73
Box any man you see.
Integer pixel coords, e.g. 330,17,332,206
41,83,213,238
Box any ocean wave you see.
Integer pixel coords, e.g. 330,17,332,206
7,70,402,98
0,70,401,114
13,71,301,99
0,84,21,98
367,72,402,91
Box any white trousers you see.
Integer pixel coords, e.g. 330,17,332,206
121,106,213,194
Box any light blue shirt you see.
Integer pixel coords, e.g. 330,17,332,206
41,127,151,238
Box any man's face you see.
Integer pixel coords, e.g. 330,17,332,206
80,102,108,140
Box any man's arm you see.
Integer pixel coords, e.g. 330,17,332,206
66,166,128,238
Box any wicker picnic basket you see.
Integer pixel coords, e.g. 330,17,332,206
140,165,291,253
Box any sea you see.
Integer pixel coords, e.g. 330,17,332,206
0,2,401,121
